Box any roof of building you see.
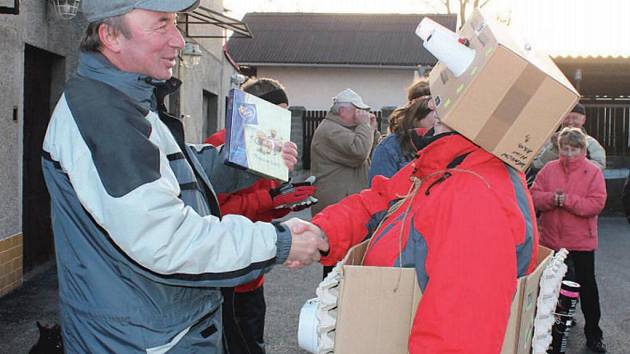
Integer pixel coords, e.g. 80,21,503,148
227,12,457,67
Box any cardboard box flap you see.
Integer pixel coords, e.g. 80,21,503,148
500,246,554,354
524,50,578,94
470,9,578,96
427,8,578,171
515,246,553,354
341,239,370,266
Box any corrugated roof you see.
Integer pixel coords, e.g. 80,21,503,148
227,12,457,67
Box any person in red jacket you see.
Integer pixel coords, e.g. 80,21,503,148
303,117,539,353
206,78,316,354
531,127,607,353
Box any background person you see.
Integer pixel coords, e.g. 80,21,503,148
204,77,315,354
310,88,378,278
531,127,608,353
532,103,606,170
310,88,378,216
405,78,431,102
368,95,436,185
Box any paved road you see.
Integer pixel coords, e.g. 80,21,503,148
1,216,628,353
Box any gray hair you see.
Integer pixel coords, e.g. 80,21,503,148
331,102,354,115
80,15,131,52
558,127,587,149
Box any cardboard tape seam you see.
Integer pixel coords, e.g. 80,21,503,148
475,64,546,151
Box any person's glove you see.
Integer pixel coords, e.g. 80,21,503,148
270,185,316,209
270,176,318,211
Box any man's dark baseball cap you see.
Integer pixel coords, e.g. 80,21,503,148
571,103,586,115
82,0,200,22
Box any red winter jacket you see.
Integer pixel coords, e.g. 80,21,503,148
312,133,539,353
530,155,606,251
205,130,290,292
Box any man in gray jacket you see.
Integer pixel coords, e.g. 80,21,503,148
41,1,327,352
532,103,606,170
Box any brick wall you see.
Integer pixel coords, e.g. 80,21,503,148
0,234,23,297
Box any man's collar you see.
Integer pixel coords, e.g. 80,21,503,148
76,51,158,112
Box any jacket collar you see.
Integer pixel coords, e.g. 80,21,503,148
76,51,158,112
412,133,490,178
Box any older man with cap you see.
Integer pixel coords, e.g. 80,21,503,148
41,1,327,352
309,89,379,277
533,103,606,170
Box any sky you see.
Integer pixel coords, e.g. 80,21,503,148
223,0,630,57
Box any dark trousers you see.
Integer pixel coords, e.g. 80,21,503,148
234,286,267,354
221,287,251,354
565,251,604,342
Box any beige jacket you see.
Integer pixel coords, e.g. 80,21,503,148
310,112,376,215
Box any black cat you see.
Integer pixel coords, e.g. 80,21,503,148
29,321,64,354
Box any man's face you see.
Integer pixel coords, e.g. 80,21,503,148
338,105,357,124
561,112,586,129
116,10,185,80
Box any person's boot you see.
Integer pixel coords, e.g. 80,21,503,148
586,338,607,353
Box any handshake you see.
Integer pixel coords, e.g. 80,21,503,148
282,218,329,269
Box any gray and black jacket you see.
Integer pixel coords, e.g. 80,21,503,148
41,52,291,353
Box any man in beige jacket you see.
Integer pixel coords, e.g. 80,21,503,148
311,89,379,214
533,103,606,170
310,89,378,277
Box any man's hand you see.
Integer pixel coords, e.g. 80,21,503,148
282,218,328,269
354,109,370,125
369,112,377,130
281,141,298,171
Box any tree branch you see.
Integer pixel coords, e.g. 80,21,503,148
440,0,451,14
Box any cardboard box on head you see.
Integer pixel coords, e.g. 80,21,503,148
420,9,579,171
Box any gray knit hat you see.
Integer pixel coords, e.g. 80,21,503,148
82,0,200,22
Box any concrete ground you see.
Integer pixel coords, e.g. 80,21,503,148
1,216,629,353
